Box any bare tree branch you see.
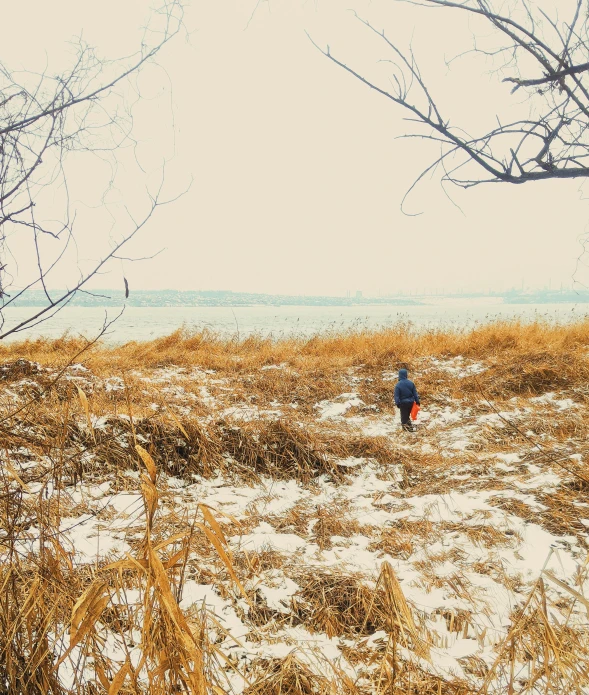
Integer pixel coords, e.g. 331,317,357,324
0,1,185,334
504,61,589,91
314,0,589,200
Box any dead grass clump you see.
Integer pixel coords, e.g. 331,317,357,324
368,520,440,559
562,474,589,492
369,527,414,560
464,349,589,397
372,659,475,695
311,504,375,551
0,358,43,381
266,503,313,537
488,495,538,521
432,608,473,636
412,559,468,594
291,570,383,638
441,522,521,548
235,550,287,578
135,417,225,478
0,335,93,366
44,417,135,486
522,411,589,441
534,489,589,541
0,359,43,381
400,454,461,494
458,655,489,679
220,419,340,483
357,378,397,413
292,563,428,659
246,597,291,630
243,654,334,695
245,368,347,412
63,413,227,480
325,431,400,466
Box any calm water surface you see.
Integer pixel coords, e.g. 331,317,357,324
2,301,588,343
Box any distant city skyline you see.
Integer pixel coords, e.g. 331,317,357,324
8,285,589,311
12,279,588,297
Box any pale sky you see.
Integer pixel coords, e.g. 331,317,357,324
2,0,588,296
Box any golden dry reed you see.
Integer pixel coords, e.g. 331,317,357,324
0,319,588,694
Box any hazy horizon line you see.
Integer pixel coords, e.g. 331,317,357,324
8,285,587,297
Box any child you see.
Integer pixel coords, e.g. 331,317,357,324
394,368,420,432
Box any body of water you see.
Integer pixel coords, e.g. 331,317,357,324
1,300,588,343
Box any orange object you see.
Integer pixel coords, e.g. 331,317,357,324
410,402,420,421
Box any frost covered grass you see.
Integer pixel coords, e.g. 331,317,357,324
1,320,589,693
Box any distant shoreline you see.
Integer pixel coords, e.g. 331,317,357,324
4,288,589,309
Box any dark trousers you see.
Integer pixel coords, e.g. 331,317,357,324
399,403,413,426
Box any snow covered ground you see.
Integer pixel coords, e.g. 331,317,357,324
1,353,588,693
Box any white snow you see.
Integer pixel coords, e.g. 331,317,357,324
232,523,307,553
316,394,364,420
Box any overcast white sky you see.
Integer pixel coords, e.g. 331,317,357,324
3,0,588,296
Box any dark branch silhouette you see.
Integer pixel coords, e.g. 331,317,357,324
0,1,184,338
311,0,589,204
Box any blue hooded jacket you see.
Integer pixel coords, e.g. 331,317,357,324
394,369,420,406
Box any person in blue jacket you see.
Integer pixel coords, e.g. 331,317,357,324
394,368,420,431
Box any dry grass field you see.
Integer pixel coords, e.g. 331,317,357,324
0,320,588,694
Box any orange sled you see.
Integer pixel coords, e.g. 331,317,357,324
410,403,420,421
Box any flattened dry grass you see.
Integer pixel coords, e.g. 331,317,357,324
220,418,342,483
241,368,347,413
369,520,437,560
6,394,344,484
462,348,589,397
322,430,401,466
441,522,522,549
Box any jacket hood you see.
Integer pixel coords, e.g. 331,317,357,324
398,369,408,380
